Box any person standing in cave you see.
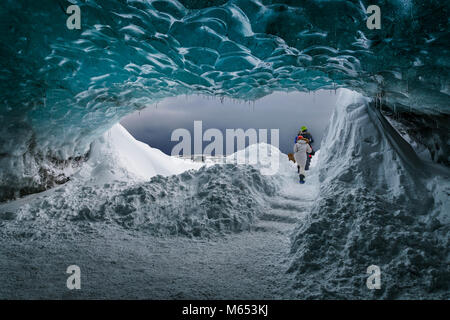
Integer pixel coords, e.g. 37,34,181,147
294,135,312,184
299,126,315,170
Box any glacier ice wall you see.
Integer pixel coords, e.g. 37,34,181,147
289,90,449,299
0,0,449,198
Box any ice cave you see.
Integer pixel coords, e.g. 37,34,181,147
0,0,448,299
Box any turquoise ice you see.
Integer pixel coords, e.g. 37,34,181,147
0,1,448,299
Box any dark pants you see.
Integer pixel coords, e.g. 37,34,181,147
305,155,311,170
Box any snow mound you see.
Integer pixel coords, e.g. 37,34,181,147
289,89,449,299
74,123,204,184
227,142,293,177
103,164,276,236
106,124,204,179
4,164,275,238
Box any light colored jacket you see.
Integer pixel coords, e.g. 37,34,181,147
293,139,312,167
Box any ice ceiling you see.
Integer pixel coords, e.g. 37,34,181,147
0,0,449,199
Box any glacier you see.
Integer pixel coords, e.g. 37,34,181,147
1,0,449,199
0,0,449,299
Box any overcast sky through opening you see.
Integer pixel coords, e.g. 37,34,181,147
121,90,339,155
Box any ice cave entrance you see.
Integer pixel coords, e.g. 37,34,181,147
120,90,339,161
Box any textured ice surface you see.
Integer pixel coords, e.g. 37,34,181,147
381,109,450,166
289,89,449,299
1,0,449,199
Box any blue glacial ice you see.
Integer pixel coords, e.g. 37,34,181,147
0,0,449,299
1,0,448,200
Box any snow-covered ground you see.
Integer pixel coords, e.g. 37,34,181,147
0,172,318,298
0,119,321,299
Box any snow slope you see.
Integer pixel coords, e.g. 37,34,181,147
289,89,449,299
77,123,204,183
